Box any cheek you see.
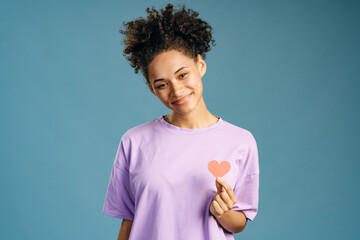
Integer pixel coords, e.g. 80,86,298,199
187,76,203,92
186,75,200,87
157,92,171,103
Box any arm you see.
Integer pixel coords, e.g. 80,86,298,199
117,219,133,240
214,210,247,233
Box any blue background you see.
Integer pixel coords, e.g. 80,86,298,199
1,0,359,239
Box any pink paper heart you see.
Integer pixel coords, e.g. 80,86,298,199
208,160,231,178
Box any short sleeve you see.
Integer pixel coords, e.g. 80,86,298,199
232,132,260,221
102,137,135,220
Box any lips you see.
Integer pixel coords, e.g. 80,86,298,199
172,94,192,105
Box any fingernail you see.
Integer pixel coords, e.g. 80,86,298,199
217,177,222,181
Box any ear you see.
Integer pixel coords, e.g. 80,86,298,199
196,54,207,78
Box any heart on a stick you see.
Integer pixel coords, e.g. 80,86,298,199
208,160,231,178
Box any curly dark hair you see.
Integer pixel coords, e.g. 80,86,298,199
119,3,216,85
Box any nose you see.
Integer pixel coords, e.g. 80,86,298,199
170,80,185,97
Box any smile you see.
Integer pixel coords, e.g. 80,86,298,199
172,94,192,106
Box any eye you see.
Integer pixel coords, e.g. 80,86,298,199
179,73,187,79
156,83,167,89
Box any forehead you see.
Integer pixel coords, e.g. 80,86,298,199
148,50,195,77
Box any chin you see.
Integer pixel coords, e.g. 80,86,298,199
172,104,199,115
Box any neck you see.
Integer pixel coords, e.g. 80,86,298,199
164,97,219,129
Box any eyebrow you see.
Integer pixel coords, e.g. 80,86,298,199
152,66,188,84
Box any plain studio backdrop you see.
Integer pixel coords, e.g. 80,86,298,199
0,0,359,239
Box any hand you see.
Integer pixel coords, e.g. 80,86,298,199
209,177,238,219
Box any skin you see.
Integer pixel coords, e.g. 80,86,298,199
117,49,247,239
117,219,132,240
147,49,219,129
210,177,248,233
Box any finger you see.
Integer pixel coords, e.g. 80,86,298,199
217,178,237,204
215,194,229,211
219,191,235,209
212,199,224,216
215,178,224,193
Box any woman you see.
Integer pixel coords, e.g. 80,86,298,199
102,3,259,240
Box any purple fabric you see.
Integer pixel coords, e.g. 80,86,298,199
102,115,259,240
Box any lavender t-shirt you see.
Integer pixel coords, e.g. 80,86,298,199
102,115,259,240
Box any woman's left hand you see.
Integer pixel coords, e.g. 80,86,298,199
209,177,238,219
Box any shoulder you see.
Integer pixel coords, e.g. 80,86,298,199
221,119,257,146
120,117,158,142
